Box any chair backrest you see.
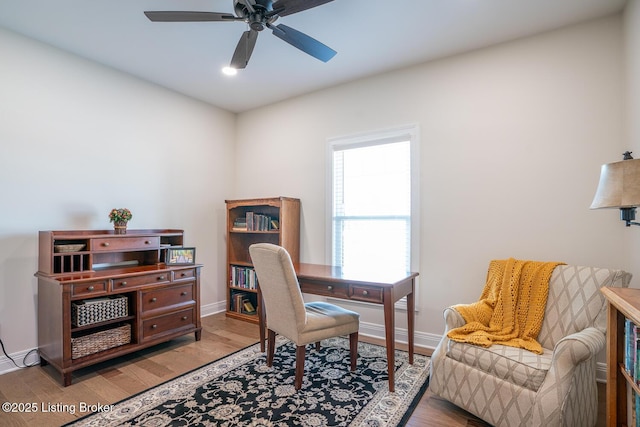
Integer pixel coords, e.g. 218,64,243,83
537,265,632,349
249,243,307,341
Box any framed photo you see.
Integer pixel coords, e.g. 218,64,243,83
166,247,196,265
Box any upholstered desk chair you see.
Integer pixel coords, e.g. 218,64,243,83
249,243,360,390
430,264,632,427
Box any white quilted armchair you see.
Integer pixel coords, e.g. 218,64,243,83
430,264,631,427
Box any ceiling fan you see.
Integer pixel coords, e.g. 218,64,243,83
144,0,337,70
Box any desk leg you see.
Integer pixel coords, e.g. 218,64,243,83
257,286,266,352
384,289,395,392
407,281,415,364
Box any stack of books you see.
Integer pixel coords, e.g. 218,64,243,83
624,318,640,426
232,213,279,231
230,266,257,289
231,292,256,315
232,217,247,231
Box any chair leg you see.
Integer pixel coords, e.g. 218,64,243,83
349,331,358,372
295,345,306,390
267,329,276,367
315,341,321,352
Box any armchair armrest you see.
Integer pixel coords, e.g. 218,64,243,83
553,327,605,363
443,306,466,331
532,327,605,425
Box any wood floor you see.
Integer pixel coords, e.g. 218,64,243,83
0,313,606,426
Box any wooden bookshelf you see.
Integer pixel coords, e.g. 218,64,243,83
602,286,640,426
225,197,300,323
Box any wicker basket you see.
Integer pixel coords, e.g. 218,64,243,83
71,324,131,359
54,244,86,253
72,295,128,326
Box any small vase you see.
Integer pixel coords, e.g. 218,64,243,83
114,222,127,235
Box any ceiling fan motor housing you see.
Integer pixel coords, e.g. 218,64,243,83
234,0,273,18
234,0,276,31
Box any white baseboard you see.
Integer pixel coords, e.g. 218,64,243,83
0,348,40,375
596,362,607,383
357,320,441,351
201,300,227,318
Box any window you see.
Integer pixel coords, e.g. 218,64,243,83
327,125,419,283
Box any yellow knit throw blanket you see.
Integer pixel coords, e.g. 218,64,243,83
446,258,564,354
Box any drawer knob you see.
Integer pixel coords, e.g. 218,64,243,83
327,285,333,291
158,276,165,281
145,240,151,244
151,324,157,329
151,297,157,303
88,285,94,291
181,273,186,277
181,291,187,296
120,281,127,287
181,316,188,321
362,290,369,296
102,242,109,247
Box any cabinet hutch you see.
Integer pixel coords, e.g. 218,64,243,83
36,229,202,386
225,197,300,323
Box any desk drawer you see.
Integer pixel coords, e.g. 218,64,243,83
71,280,108,298
142,308,195,341
92,236,160,252
141,283,195,313
349,285,383,303
112,272,170,291
173,268,197,281
299,280,349,299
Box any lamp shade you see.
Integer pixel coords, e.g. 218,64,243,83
590,158,640,209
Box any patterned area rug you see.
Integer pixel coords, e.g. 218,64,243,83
65,336,430,426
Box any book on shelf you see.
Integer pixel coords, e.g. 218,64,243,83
242,299,256,315
232,217,247,231
630,387,640,427
624,318,640,386
230,266,257,289
241,212,277,231
233,292,246,313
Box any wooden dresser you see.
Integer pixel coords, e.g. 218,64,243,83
36,229,202,386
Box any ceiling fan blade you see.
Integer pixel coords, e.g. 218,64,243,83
271,24,336,62
144,11,237,22
230,30,259,69
272,0,334,17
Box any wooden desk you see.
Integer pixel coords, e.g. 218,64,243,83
257,263,419,392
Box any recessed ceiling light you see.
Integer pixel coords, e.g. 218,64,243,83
222,66,237,76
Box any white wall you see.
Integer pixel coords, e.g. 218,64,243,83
0,28,236,363
625,0,640,274
234,16,628,346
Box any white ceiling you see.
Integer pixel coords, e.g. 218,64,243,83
0,0,628,113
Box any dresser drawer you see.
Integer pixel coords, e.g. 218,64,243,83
141,283,195,314
173,268,197,281
142,308,195,341
70,280,108,298
349,285,384,303
299,280,349,299
111,272,170,291
92,236,160,252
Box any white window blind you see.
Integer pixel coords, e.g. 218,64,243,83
328,125,419,283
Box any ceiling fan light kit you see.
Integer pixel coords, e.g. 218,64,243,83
145,0,337,70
